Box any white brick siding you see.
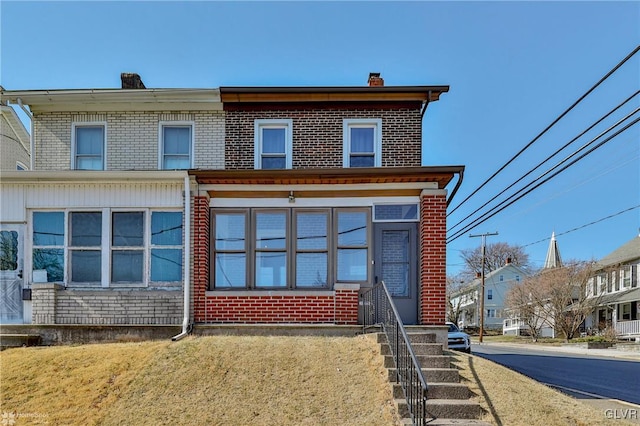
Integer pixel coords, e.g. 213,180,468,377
33,110,225,170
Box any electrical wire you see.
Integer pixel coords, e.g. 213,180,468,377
447,115,640,243
448,90,640,233
447,45,640,217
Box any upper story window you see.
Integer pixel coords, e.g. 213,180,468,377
16,162,27,171
621,266,632,289
160,122,193,170
254,119,292,170
487,289,493,300
343,119,382,168
72,123,105,170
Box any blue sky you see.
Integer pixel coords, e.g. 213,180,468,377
2,1,639,275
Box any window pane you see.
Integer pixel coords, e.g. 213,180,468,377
76,127,103,154
33,248,64,282
163,127,191,154
374,204,418,221
112,212,144,246
215,214,245,251
337,212,367,246
215,253,246,287
261,157,286,169
337,248,368,281
262,128,286,153
349,155,375,168
151,212,183,246
33,212,64,246
0,231,18,271
71,250,101,282
256,213,286,249
76,156,103,170
70,212,102,246
297,213,327,250
256,252,286,287
350,127,374,153
151,248,182,282
111,250,143,282
163,155,191,170
296,253,327,287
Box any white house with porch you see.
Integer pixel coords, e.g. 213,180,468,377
585,234,640,340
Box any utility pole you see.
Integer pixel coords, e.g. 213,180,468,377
469,231,498,344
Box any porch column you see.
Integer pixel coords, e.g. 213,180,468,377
192,194,210,323
419,190,447,325
31,283,63,324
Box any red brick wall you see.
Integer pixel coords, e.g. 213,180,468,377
419,192,447,325
224,104,422,169
193,196,210,322
192,195,358,324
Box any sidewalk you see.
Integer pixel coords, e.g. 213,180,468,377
472,340,640,360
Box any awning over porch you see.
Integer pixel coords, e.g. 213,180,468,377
597,288,640,306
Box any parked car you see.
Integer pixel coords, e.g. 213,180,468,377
447,321,471,353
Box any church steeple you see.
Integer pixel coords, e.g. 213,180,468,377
544,232,562,269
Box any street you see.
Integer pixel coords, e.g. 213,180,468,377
471,343,640,406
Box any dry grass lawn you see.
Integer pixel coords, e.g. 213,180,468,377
450,351,635,426
1,334,633,425
0,335,398,426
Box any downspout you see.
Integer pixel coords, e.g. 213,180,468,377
172,175,192,341
16,98,34,170
446,169,464,208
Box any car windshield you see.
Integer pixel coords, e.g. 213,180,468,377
447,323,459,333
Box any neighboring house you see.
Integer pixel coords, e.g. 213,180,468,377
450,259,527,331
0,74,222,328
585,234,640,339
0,100,30,171
0,72,463,340
502,232,561,338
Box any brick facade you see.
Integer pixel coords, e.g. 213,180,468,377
224,104,422,169
33,111,224,170
419,191,447,325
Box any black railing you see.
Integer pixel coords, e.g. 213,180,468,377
362,281,428,425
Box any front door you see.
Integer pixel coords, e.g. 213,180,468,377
374,222,418,325
0,224,24,323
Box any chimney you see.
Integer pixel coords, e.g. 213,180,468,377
121,73,146,89
475,272,482,279
368,72,384,87
506,257,512,265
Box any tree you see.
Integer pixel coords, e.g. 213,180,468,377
505,279,549,342
459,242,532,282
507,260,602,341
446,275,468,325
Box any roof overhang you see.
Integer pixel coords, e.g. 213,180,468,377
220,86,449,104
190,166,463,199
0,88,223,113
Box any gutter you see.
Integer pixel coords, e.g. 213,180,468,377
172,175,192,341
16,98,34,170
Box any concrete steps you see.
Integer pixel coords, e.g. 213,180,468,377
375,331,488,425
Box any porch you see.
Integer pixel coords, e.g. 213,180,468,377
616,319,640,339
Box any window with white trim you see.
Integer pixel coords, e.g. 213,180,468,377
254,119,292,170
159,123,193,170
487,289,493,300
31,210,182,286
16,162,27,171
621,266,632,288
343,119,382,167
210,208,369,290
72,123,105,170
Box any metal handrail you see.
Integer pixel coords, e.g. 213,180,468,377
362,281,428,425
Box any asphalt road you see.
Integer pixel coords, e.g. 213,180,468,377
471,343,640,405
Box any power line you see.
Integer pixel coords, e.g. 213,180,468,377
448,45,640,217
448,90,640,234
521,205,640,248
447,115,640,243
447,106,639,240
